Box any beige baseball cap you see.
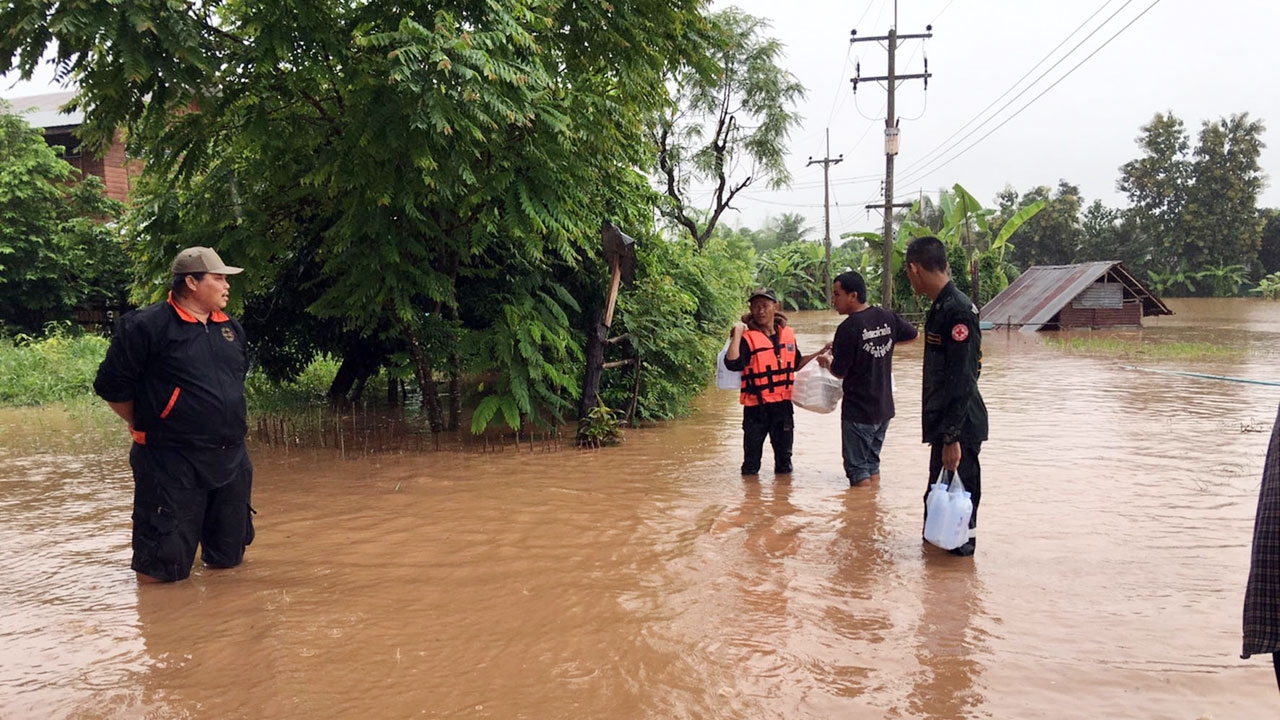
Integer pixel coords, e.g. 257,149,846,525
170,247,244,275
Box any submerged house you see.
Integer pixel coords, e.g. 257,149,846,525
979,261,1172,331
5,90,136,202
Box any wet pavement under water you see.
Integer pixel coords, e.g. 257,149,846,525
2,298,1280,719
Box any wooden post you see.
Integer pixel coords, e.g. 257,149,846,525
603,257,622,328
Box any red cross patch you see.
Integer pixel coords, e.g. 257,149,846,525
951,324,969,342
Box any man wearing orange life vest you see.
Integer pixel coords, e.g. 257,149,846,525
723,287,826,476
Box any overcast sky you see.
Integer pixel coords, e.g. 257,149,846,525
710,0,1280,241
4,0,1277,243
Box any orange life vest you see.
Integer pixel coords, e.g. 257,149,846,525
739,326,798,406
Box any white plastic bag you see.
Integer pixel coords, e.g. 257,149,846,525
790,361,841,414
923,469,974,550
715,338,741,390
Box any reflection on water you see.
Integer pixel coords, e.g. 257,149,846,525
2,298,1279,718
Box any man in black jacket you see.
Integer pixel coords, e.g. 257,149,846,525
905,236,988,557
95,247,254,582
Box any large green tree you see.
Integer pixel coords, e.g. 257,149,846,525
0,104,125,334
1118,111,1267,290
1076,199,1147,270
654,7,804,248
995,181,1083,270
1181,113,1267,273
1118,112,1190,271
0,0,714,432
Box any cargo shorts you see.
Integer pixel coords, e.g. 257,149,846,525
129,443,254,582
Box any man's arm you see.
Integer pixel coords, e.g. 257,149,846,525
894,312,920,345
94,313,148,437
106,401,135,429
723,323,752,372
824,323,852,378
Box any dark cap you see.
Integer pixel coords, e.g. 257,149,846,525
748,287,778,303
171,247,244,275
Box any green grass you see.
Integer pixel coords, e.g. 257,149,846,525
0,331,111,406
0,328,349,411
245,355,344,412
1042,336,1243,360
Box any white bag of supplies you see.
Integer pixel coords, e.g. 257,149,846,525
715,338,741,390
790,361,841,414
923,469,973,550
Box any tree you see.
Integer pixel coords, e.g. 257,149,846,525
1181,113,1267,274
1077,199,1148,271
1118,111,1267,289
1118,112,1191,272
0,0,715,432
771,212,813,246
995,181,1083,270
0,103,125,334
654,8,805,249
1259,209,1280,278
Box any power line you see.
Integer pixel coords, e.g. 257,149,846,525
898,0,1165,189
897,0,1124,179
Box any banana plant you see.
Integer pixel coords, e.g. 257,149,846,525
889,183,1044,305
1251,271,1280,300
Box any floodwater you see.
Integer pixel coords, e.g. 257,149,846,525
2,298,1279,719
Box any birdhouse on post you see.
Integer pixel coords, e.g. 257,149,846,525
601,221,637,328
579,220,640,437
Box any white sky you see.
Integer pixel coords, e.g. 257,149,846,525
5,0,1277,243
712,0,1280,240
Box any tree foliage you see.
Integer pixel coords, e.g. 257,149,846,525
995,181,1083,269
1118,111,1267,292
654,7,805,248
0,0,735,432
606,232,753,421
1181,113,1267,273
0,103,125,334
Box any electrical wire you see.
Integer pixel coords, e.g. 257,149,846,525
897,0,1123,178
897,0,1165,189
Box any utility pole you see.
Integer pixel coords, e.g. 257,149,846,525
852,12,931,309
807,128,842,295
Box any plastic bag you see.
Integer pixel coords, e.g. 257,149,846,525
791,361,841,414
923,469,974,550
715,338,741,390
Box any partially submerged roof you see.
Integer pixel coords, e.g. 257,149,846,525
3,90,82,130
979,261,1172,332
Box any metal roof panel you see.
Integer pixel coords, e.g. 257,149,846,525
981,261,1123,332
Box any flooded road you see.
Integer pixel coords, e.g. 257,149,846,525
2,298,1278,719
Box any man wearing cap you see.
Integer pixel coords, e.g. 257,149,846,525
94,247,255,583
723,287,824,476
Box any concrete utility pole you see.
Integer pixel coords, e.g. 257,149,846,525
852,16,931,309
806,128,842,295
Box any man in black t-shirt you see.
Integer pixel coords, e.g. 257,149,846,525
819,271,918,487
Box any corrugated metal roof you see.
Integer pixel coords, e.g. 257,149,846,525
979,261,1171,332
3,90,82,129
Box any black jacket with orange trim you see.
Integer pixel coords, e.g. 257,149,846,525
94,296,249,448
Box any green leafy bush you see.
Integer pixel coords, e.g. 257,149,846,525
0,326,110,405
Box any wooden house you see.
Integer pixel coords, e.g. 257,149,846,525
7,90,136,202
979,261,1172,331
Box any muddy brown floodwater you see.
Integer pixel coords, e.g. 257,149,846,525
2,298,1279,719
